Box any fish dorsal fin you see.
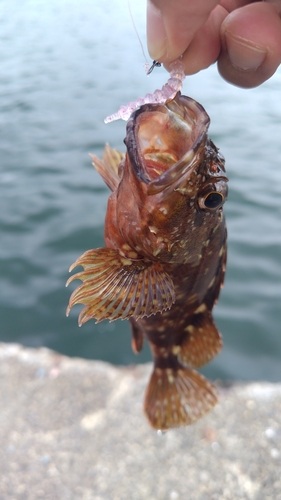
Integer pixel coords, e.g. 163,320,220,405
66,247,175,325
177,307,223,368
144,365,218,430
90,144,124,192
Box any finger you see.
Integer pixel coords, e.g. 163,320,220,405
147,0,220,63
179,5,228,75
218,2,281,87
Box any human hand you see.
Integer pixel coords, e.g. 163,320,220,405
147,0,281,88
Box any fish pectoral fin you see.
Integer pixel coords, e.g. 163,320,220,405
90,144,124,192
66,247,175,326
144,365,218,430
178,308,223,368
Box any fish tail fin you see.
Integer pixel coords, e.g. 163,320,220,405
178,307,223,368
144,363,218,430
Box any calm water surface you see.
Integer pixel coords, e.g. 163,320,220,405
0,0,281,381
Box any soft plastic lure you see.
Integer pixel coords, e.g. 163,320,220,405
104,59,186,124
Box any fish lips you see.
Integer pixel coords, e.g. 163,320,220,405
124,92,211,195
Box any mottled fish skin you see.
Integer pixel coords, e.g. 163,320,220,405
66,92,228,430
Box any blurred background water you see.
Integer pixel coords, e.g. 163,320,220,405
0,0,280,381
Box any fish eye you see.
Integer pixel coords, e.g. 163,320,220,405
200,191,225,210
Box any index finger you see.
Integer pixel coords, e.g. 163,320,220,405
147,0,220,62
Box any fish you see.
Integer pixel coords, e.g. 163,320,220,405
66,91,228,430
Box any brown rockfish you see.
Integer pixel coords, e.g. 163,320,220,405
66,92,228,430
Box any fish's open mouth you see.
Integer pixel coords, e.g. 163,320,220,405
125,92,210,193
137,109,193,180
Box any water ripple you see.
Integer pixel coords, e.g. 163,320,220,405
0,0,280,379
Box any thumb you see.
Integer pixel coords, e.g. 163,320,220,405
218,2,281,87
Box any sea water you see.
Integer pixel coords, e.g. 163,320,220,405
0,0,281,381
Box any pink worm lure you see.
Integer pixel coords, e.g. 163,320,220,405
104,59,186,124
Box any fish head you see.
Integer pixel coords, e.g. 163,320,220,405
111,92,228,263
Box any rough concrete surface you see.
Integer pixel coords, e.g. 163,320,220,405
0,343,280,500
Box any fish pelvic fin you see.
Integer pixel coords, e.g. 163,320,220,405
178,307,223,368
144,364,218,430
66,247,175,325
90,144,124,192
129,317,145,354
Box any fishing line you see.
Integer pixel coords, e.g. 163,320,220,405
127,0,161,74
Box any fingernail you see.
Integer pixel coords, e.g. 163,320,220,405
225,32,267,71
147,1,167,60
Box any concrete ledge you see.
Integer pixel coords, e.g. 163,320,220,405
0,343,280,500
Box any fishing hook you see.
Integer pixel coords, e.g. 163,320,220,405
147,60,161,75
